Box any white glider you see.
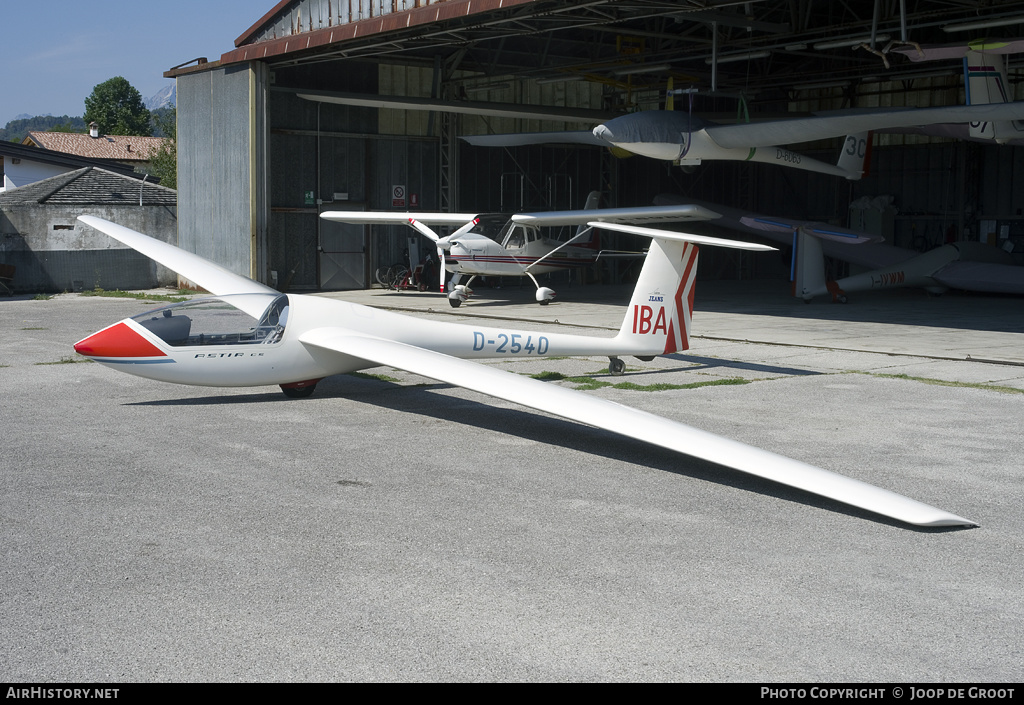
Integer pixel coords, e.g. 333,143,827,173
72,215,975,528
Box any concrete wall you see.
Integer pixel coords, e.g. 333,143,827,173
0,205,178,293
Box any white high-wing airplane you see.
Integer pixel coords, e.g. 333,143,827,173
72,215,975,528
464,101,1024,180
322,193,721,307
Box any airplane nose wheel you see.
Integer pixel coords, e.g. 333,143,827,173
608,357,625,376
448,298,462,308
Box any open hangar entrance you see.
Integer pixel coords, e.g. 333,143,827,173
169,0,1024,293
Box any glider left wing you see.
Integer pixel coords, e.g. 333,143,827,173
299,328,975,527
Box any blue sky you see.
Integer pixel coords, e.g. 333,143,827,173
2,0,266,126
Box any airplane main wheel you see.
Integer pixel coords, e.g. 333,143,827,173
281,384,316,398
449,298,462,308
539,300,549,306
609,358,625,376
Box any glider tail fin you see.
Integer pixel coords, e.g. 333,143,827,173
965,50,1024,142
616,237,699,355
836,132,872,180
791,229,840,302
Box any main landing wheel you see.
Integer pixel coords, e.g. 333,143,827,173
281,384,317,398
448,297,462,308
608,358,625,376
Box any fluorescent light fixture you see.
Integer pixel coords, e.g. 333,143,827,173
705,50,770,65
943,15,1024,32
813,34,890,50
610,63,672,76
784,43,807,51
535,75,585,85
796,80,850,91
464,82,511,93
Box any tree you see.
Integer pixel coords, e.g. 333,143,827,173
83,77,151,136
146,107,177,190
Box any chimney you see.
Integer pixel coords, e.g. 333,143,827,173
89,122,100,139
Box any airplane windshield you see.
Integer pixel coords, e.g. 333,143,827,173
474,214,510,243
131,294,289,347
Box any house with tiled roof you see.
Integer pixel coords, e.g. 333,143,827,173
0,166,177,292
1,139,146,193
23,123,165,167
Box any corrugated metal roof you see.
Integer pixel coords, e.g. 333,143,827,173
218,0,535,66
24,132,166,162
0,167,177,207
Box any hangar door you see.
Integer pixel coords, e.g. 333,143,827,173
318,205,366,289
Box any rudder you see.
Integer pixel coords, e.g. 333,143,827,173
616,238,698,355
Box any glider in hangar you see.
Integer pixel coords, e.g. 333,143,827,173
322,192,721,307
655,195,1024,302
71,215,974,528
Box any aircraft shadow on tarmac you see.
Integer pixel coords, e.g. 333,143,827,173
129,373,963,531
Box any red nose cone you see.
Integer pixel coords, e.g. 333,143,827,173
74,322,166,358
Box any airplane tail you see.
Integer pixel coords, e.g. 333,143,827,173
615,237,699,354
790,229,845,302
965,50,1024,142
836,132,872,180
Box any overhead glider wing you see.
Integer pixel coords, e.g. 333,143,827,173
460,131,606,148
704,102,1024,149
297,90,619,123
299,329,973,527
511,203,722,227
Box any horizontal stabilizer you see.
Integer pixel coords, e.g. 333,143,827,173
740,216,883,244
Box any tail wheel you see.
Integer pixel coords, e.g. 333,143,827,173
608,357,625,376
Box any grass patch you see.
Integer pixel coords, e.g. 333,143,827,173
865,372,1024,395
612,377,750,392
530,370,750,392
350,371,401,383
35,355,92,365
32,293,54,300
79,288,189,303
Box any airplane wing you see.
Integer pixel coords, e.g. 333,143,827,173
511,204,721,227
77,216,277,317
299,328,973,527
704,102,1024,149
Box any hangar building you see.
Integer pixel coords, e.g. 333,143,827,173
165,0,1024,293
